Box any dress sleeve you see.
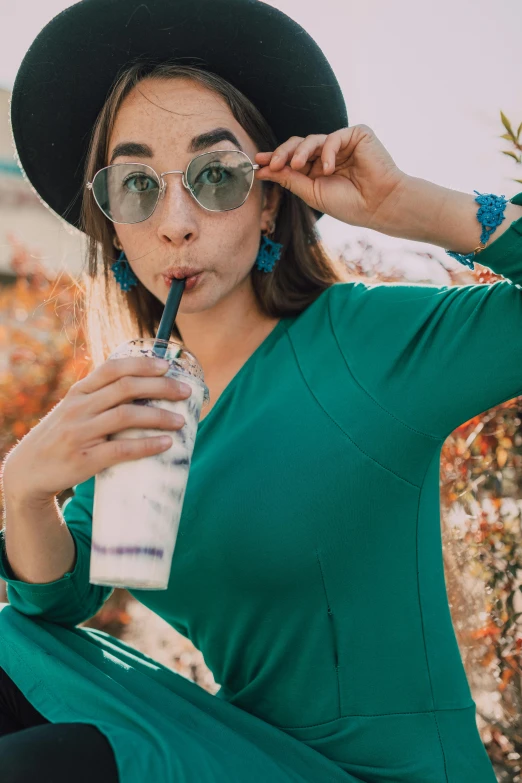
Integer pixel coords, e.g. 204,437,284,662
0,476,113,626
327,192,522,442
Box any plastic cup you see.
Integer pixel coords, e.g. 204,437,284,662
89,337,209,590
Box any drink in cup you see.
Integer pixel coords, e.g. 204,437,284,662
89,337,209,590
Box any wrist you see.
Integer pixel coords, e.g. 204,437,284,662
2,471,57,514
369,175,446,242
4,490,58,517
372,175,522,252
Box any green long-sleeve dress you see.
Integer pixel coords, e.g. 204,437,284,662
1,193,522,782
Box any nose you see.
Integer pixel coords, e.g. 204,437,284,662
155,171,199,246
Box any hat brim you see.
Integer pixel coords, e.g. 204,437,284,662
10,0,348,231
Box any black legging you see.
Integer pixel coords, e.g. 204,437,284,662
0,665,120,782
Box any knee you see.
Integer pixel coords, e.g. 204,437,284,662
0,732,40,783
0,723,120,783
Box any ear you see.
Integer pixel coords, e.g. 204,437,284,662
113,230,123,251
260,182,282,230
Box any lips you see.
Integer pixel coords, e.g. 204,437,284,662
162,266,203,281
163,271,203,291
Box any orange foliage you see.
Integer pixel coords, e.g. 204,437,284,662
0,235,92,460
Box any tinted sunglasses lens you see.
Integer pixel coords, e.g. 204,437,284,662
92,164,160,223
187,151,254,210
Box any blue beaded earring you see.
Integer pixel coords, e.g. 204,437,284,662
255,224,283,273
111,247,138,291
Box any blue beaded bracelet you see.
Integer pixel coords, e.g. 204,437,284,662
445,191,509,270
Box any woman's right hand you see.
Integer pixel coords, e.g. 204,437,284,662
2,356,191,506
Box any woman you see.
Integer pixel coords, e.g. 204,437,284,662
1,1,522,782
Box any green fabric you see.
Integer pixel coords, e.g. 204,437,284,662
2,198,522,782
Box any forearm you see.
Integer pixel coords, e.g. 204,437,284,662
375,175,522,253
2,488,76,584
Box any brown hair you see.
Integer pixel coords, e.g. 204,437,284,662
78,61,351,367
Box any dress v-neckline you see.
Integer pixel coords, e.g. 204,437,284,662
197,317,288,433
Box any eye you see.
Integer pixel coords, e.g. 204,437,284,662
195,163,232,186
122,173,159,193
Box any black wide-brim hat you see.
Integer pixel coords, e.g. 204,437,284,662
10,0,348,232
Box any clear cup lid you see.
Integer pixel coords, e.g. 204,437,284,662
111,338,210,404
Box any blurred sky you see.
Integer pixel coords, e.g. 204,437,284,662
1,0,521,272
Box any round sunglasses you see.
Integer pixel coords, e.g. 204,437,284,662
85,149,261,225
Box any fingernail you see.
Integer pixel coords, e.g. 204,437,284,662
178,381,192,395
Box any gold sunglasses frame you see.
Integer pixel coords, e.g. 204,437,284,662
85,149,261,225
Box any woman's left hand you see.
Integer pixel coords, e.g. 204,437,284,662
254,124,408,231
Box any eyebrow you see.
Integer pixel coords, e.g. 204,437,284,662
109,127,243,164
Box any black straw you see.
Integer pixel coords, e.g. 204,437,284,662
153,278,186,358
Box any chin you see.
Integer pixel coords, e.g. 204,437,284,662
171,282,218,313
177,292,218,314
